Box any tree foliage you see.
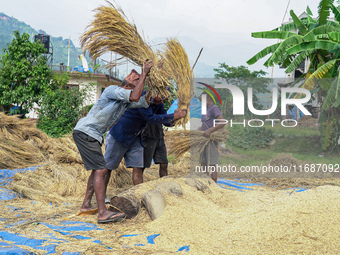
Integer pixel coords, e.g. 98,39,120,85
37,72,94,137
247,0,340,150
0,30,53,113
213,64,270,118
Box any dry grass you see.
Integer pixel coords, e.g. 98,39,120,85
166,129,228,160
162,39,194,127
80,0,171,99
0,114,144,203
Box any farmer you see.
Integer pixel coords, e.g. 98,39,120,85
104,92,186,185
141,122,169,183
199,92,225,182
73,59,153,223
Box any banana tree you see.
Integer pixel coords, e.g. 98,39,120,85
247,0,340,150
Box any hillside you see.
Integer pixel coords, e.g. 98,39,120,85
0,12,82,70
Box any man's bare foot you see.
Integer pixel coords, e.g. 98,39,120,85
80,205,96,212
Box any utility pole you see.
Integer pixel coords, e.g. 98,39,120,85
67,36,70,72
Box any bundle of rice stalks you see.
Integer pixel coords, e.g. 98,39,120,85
163,39,194,127
80,1,171,99
166,129,228,160
166,130,191,159
191,130,228,153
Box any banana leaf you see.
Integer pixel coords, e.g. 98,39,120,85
318,0,334,26
285,50,315,73
246,42,281,65
290,10,308,35
304,59,338,89
287,40,340,54
251,31,297,39
328,31,340,42
263,35,303,66
303,25,340,41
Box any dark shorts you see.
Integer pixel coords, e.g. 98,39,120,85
104,133,143,170
200,141,219,165
143,137,168,168
72,130,107,170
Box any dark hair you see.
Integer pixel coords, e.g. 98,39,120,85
201,92,213,102
120,79,129,87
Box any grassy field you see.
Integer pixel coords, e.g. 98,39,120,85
222,123,338,166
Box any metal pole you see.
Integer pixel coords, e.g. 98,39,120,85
67,36,70,72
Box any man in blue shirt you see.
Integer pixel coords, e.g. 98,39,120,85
73,59,153,223
104,94,186,185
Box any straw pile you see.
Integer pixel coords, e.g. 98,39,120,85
166,129,228,160
0,114,140,202
163,39,194,127
80,1,171,99
0,113,49,169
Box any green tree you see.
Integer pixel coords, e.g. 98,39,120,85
0,30,53,113
213,63,270,118
247,0,340,150
37,72,94,137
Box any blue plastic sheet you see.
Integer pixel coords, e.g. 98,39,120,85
217,179,254,190
0,166,40,201
167,97,202,119
121,234,142,237
0,231,56,254
0,241,33,255
147,234,160,244
177,245,190,252
40,221,102,232
289,106,305,120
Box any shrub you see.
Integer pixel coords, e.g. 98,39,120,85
228,126,275,150
37,72,94,137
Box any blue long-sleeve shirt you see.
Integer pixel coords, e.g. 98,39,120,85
109,93,174,147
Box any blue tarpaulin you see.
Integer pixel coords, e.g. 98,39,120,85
0,166,40,201
167,97,202,119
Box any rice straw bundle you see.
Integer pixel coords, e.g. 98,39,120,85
163,39,194,127
166,129,228,160
80,1,171,99
166,130,191,159
191,129,228,153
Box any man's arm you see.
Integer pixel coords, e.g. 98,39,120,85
128,95,149,109
139,107,186,125
129,60,153,102
203,115,225,138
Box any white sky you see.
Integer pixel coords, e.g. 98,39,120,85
2,0,322,77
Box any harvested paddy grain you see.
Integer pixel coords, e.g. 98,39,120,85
4,177,338,254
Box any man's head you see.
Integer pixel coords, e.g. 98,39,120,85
153,95,163,105
201,92,214,106
120,69,140,90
